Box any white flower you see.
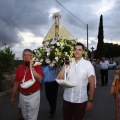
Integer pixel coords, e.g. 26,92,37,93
55,48,58,51
45,59,51,64
52,60,56,64
39,62,42,65
52,46,55,49
40,59,43,62
57,42,60,46
47,52,50,56
65,52,68,55
39,54,41,57
67,54,69,57
60,42,64,47
34,57,39,61
45,41,49,46
46,48,50,52
51,40,56,44
55,57,59,62
49,63,55,67
32,57,36,61
36,50,40,54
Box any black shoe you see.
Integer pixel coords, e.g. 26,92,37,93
49,109,52,114
18,117,24,120
101,84,104,87
49,114,55,119
105,83,107,86
49,108,55,114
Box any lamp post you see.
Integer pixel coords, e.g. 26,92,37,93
91,47,94,58
87,24,88,51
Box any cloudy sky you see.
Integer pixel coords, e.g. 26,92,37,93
0,0,120,59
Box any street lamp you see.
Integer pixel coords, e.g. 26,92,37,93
87,24,88,51
91,47,94,58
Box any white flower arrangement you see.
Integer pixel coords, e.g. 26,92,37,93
33,38,88,68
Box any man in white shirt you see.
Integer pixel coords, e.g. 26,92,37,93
57,43,95,120
100,57,109,86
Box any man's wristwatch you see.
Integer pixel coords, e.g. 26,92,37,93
88,99,93,103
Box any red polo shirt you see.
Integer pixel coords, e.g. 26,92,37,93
15,64,43,94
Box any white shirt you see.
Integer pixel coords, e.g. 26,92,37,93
63,57,96,103
100,60,109,69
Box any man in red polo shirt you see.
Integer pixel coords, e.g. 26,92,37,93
11,49,43,120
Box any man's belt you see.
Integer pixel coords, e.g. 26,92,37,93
21,89,39,96
101,68,108,70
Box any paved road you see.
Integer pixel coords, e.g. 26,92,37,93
84,69,115,120
0,70,115,120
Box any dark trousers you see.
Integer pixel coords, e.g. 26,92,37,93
45,81,59,114
63,100,87,120
101,69,108,85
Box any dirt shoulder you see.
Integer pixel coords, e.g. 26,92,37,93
0,72,15,100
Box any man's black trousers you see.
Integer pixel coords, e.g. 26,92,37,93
45,81,59,114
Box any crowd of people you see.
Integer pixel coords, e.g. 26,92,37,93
10,42,119,120
89,57,109,87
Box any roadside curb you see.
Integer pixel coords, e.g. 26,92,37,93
0,89,12,99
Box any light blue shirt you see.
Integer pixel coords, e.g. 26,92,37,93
42,66,59,82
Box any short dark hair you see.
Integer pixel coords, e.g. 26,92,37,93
74,42,85,50
23,49,32,54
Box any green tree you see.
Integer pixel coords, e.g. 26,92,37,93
104,43,120,60
94,43,120,60
0,45,15,91
95,15,105,59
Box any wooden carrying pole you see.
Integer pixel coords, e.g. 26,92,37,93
115,77,119,120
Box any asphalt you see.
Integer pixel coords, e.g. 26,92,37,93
0,69,116,120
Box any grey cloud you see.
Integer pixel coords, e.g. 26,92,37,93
0,0,52,47
0,0,120,57
0,19,22,47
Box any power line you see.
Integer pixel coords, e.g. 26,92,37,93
55,0,86,25
55,0,89,51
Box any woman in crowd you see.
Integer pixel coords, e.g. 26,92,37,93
95,59,101,85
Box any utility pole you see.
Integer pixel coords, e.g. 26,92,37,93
91,47,94,58
87,24,88,51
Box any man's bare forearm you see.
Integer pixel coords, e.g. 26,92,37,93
11,81,19,98
89,75,95,100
